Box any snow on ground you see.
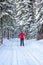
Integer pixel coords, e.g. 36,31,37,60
0,38,43,65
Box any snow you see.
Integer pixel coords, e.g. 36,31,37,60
17,10,21,16
19,20,23,25
36,12,41,20
0,12,8,18
0,38,43,65
1,1,7,5
6,10,13,14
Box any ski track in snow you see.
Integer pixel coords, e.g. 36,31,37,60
0,38,43,65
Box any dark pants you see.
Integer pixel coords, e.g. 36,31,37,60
20,38,24,46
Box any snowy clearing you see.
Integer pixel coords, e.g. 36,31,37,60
0,38,43,65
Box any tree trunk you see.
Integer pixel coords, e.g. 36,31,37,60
0,18,3,44
37,24,43,40
7,29,9,39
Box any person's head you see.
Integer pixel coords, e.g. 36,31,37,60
21,30,23,33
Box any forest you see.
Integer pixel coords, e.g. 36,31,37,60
0,0,43,44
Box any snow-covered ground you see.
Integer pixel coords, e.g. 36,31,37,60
0,38,43,65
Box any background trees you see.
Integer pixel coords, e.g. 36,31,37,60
0,0,43,44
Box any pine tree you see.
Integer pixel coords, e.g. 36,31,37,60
0,0,13,44
36,0,43,39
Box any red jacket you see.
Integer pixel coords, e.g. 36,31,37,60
18,32,26,39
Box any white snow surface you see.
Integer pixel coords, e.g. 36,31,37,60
0,38,43,65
